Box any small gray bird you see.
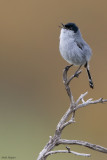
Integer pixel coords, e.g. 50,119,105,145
59,22,94,89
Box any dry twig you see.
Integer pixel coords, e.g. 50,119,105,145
37,66,107,160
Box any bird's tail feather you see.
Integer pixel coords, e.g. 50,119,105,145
86,67,94,89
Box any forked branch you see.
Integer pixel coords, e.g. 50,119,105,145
37,66,107,160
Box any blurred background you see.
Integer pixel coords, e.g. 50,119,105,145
0,0,107,160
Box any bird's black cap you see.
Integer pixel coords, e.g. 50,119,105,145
62,23,78,33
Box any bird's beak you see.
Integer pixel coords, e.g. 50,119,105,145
61,23,65,28
59,23,65,29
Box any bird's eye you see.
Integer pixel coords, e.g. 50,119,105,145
65,24,72,30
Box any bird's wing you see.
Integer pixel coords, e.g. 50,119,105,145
76,42,83,50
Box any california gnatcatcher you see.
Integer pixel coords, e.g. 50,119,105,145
59,22,94,89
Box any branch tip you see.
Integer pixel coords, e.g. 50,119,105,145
66,146,71,153
100,98,103,103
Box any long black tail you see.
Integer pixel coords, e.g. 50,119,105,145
85,63,94,89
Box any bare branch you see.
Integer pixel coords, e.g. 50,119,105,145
63,66,82,103
61,119,75,130
45,150,91,158
67,70,82,85
63,67,74,103
56,66,82,131
75,98,107,111
56,105,73,132
76,91,88,105
37,66,107,160
58,139,107,153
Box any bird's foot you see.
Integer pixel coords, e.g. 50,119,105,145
64,65,73,72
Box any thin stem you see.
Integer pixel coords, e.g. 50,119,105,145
45,150,91,157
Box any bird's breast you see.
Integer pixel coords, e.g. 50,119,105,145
59,37,90,65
